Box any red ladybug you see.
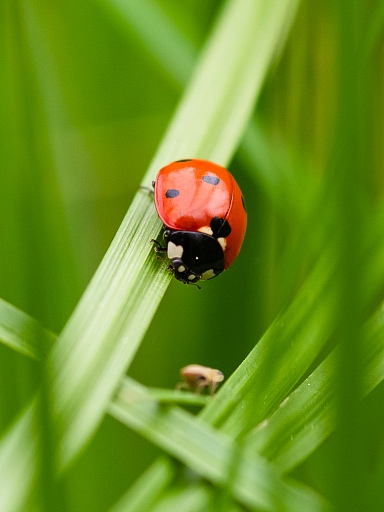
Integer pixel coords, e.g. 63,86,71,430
153,159,247,285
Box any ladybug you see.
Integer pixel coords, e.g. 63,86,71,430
152,159,247,285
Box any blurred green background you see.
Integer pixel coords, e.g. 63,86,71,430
1,0,384,510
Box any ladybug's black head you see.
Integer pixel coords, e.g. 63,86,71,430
164,230,225,284
169,257,201,284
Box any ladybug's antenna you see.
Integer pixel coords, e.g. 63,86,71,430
189,282,201,291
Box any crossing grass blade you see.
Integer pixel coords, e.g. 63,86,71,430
145,485,211,512
3,294,384,511
0,302,331,511
0,298,54,360
109,378,329,512
246,305,384,473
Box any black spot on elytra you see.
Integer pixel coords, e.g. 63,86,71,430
241,195,246,211
174,159,192,163
210,217,231,239
202,175,220,186
166,189,180,198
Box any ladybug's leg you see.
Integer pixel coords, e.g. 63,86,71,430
140,184,155,196
151,240,177,279
150,239,166,252
151,227,169,253
183,281,201,290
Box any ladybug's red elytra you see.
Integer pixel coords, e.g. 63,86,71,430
153,159,247,285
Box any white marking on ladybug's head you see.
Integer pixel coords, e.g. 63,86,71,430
200,269,216,280
188,274,196,281
198,226,213,236
167,241,184,260
177,265,185,273
217,237,227,251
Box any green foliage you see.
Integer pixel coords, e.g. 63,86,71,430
1,0,384,510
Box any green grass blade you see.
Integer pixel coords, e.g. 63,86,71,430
3,284,384,484
101,0,197,86
4,294,384,510
0,403,37,512
109,378,329,512
0,2,83,334
239,118,318,218
0,302,325,511
147,389,209,407
148,486,211,512
141,0,300,168
246,306,384,473
108,458,174,512
0,298,54,359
